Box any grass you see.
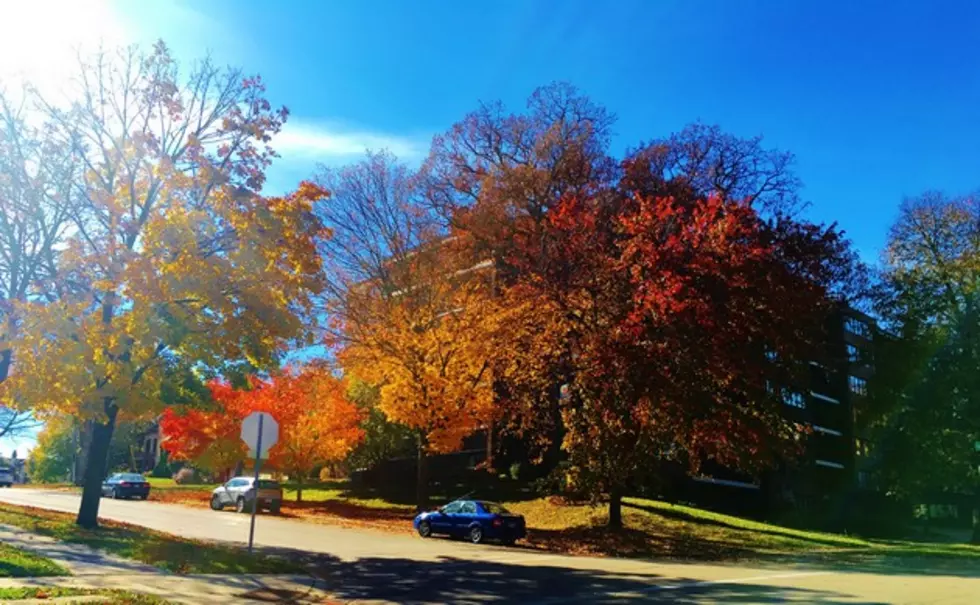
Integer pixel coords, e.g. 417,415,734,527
0,587,176,603
0,504,299,575
141,478,980,560
29,478,980,563
0,542,70,577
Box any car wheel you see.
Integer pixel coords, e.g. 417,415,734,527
417,520,432,538
111,488,119,499
236,497,249,513
502,538,517,547
210,495,224,511
469,526,484,544
269,503,281,515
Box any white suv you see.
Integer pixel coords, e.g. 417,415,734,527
0,467,14,487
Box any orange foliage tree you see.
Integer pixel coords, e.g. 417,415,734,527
162,367,363,500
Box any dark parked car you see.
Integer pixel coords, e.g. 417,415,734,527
414,499,526,545
210,477,283,514
101,473,150,500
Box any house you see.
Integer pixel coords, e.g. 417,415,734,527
134,419,163,473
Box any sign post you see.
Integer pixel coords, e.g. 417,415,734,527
240,411,278,554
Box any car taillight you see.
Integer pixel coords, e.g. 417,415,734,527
120,482,130,487
492,518,503,528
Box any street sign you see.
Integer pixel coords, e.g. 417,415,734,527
240,411,278,553
241,412,278,457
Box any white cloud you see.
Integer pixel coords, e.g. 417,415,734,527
274,121,426,162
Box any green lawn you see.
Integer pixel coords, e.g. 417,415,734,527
0,542,70,577
0,504,299,575
0,587,175,604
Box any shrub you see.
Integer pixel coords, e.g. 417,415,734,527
151,451,175,478
509,462,523,481
172,467,198,485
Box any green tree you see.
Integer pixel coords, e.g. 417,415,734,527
876,192,980,542
344,379,414,471
27,420,77,484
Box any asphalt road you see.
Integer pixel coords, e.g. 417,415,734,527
0,488,977,604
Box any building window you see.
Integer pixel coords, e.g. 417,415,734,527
782,390,806,409
846,343,860,362
849,375,868,397
845,317,872,339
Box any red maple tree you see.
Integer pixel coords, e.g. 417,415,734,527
161,367,364,499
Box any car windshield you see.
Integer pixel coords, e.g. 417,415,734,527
479,501,511,515
119,474,145,482
257,480,280,489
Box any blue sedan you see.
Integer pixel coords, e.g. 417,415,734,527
414,499,526,545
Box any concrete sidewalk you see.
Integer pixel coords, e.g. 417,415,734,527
0,524,328,603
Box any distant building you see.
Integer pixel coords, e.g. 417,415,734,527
134,420,163,473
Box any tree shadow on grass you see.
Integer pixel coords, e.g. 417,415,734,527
621,500,865,549
253,547,891,604
521,525,758,560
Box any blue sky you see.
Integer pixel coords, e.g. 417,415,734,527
1,0,978,453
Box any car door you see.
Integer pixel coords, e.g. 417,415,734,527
431,501,461,534
455,501,478,536
218,479,239,505
102,474,118,495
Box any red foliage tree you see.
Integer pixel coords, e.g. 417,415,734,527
498,177,858,527
162,367,364,499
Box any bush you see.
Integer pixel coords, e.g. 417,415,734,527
172,468,198,485
151,451,176,478
509,462,523,481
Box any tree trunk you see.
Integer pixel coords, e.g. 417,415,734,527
972,513,979,544
76,403,118,529
416,442,429,513
608,486,623,529
0,349,11,383
485,421,494,474
296,473,304,503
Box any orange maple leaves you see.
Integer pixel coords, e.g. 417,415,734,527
161,367,363,478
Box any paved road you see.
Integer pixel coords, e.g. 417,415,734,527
0,488,977,604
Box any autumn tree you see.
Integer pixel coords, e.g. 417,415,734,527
337,252,512,510
160,405,242,478
317,151,514,510
622,122,803,215
0,43,326,528
874,192,980,542
219,368,363,501
421,84,823,465
0,87,76,442
162,368,363,501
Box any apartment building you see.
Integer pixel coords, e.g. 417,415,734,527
674,305,878,517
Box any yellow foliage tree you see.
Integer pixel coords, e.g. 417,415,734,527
337,243,511,510
0,43,327,527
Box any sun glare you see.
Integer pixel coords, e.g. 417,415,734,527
0,0,126,92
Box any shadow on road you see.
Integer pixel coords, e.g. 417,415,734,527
254,546,895,604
